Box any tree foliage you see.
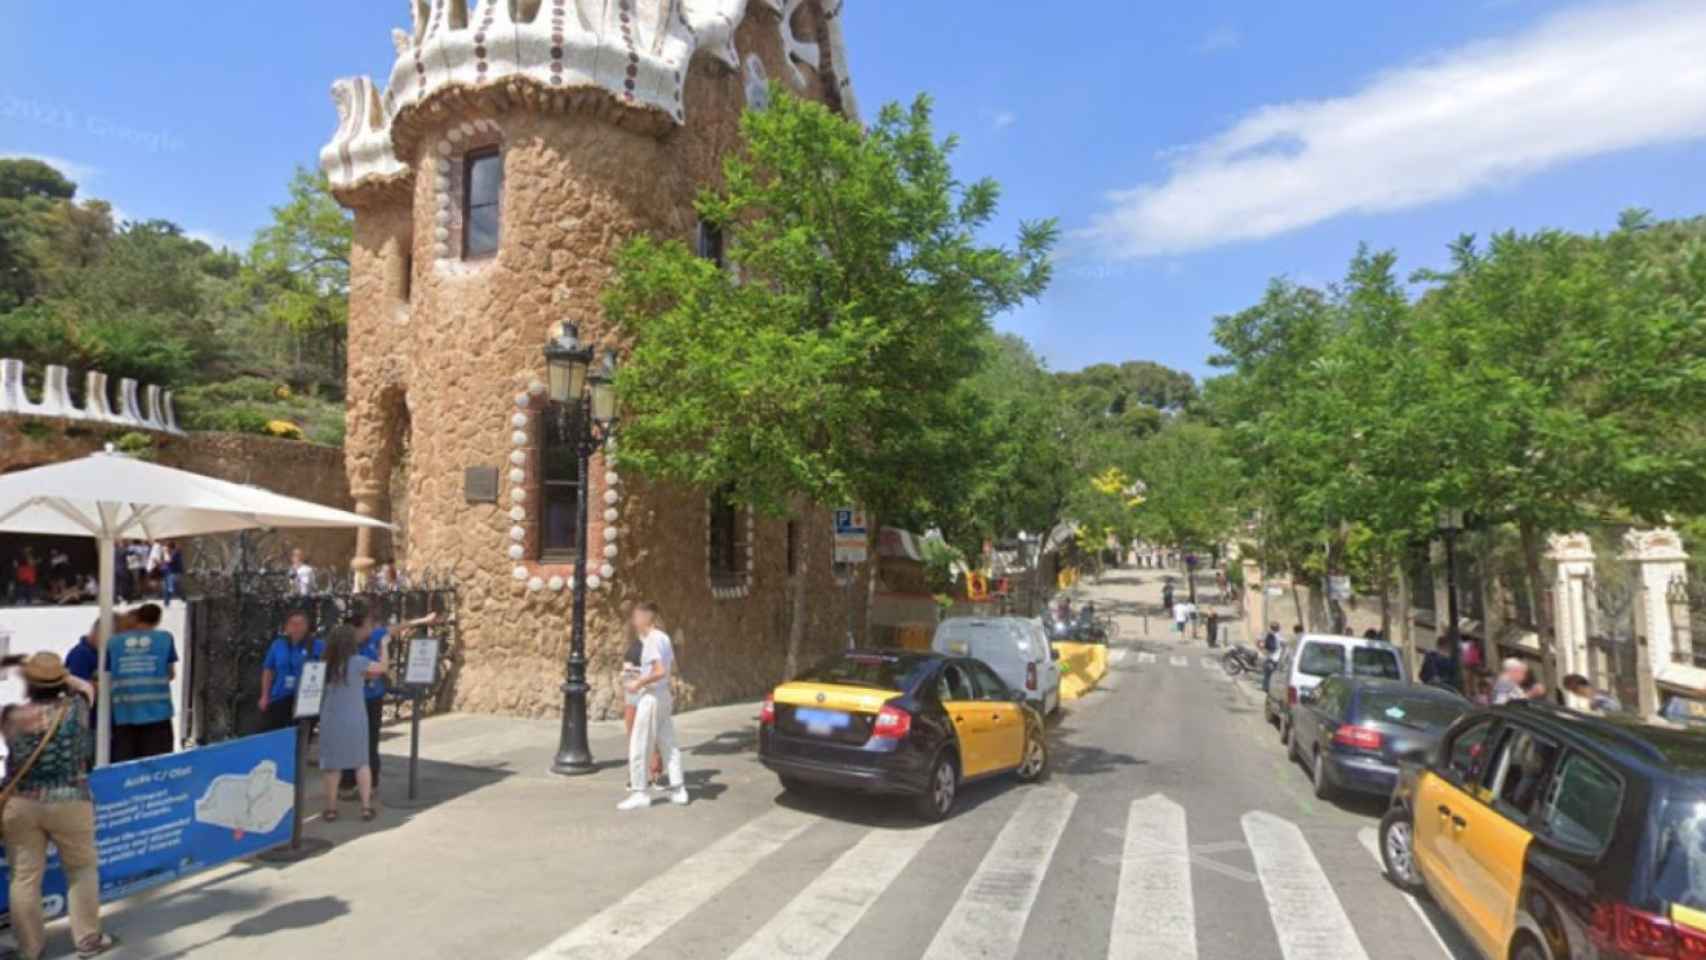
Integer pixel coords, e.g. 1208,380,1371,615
0,157,350,440
606,89,1057,527
1207,213,1706,630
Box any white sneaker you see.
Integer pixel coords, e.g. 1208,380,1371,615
668,788,689,806
617,792,652,811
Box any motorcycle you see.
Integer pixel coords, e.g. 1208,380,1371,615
1221,645,1262,677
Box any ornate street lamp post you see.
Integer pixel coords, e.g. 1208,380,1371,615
1438,507,1465,674
544,324,620,776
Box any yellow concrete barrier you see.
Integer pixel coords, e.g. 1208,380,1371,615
1052,641,1109,700
894,624,932,651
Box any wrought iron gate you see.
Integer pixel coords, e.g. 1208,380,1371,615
186,535,457,745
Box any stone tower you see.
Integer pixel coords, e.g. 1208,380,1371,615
320,0,861,718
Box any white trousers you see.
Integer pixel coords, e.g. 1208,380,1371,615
629,693,684,793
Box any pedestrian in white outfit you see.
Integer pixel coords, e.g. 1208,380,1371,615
619,602,687,811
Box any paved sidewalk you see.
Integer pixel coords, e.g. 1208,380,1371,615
1068,563,1242,646
93,699,769,959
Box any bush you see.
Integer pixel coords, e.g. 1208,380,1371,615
174,376,343,446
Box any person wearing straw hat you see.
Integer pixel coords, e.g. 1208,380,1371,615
0,652,116,958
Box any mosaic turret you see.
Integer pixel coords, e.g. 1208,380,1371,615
320,0,858,195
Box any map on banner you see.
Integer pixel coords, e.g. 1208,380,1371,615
0,729,296,923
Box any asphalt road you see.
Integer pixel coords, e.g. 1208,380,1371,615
512,570,1482,960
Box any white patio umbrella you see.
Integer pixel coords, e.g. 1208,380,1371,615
0,449,390,765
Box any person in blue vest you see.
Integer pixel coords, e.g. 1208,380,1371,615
259,610,324,732
107,603,178,762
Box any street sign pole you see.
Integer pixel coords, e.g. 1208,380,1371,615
259,662,332,863
387,635,441,809
834,508,868,648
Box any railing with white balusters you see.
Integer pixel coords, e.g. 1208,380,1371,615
0,358,185,435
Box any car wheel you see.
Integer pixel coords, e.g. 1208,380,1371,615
1511,938,1547,960
1311,749,1336,800
1016,722,1049,783
1378,808,1427,896
914,752,959,822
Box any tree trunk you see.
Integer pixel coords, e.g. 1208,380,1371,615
1397,568,1417,677
1519,519,1559,696
783,499,811,679
862,513,880,645
1519,520,1552,634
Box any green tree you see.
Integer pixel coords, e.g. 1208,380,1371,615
241,167,352,391
0,158,81,309
937,333,1071,556
605,89,1056,672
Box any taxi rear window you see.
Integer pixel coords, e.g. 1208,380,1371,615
1653,790,1706,909
798,654,933,692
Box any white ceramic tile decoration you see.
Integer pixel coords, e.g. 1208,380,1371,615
321,1,860,194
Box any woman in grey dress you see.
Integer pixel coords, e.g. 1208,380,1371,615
317,625,386,821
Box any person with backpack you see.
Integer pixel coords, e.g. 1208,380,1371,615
1260,622,1283,690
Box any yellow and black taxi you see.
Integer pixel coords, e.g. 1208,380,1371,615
1379,699,1706,960
758,649,1048,820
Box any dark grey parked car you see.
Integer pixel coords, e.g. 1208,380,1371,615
1287,677,1470,800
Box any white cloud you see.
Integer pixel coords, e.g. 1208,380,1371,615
990,110,1017,132
0,152,99,186
1083,0,1706,258
1193,27,1242,54
186,229,236,251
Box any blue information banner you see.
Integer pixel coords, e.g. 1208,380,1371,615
0,729,296,921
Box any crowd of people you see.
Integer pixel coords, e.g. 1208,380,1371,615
4,540,183,609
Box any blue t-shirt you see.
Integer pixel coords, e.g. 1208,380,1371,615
361,627,388,701
262,635,325,702
106,629,178,726
65,637,99,682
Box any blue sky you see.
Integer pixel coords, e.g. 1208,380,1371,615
5,1,1706,379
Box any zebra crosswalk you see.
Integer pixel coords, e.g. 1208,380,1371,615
1129,650,1236,676
520,790,1446,960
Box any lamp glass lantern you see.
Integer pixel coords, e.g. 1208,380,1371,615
545,324,592,405
588,350,620,425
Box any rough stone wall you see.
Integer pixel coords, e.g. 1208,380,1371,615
340,7,861,720
0,417,356,566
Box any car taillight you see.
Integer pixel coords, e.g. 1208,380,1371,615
1332,725,1384,750
1026,663,1038,691
759,693,775,726
1288,686,1298,707
873,704,912,739
1590,903,1706,958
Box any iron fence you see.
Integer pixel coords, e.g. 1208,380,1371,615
185,535,457,745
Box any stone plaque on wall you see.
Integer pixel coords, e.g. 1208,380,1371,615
464,467,499,504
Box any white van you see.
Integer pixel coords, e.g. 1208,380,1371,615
932,617,1061,716
1262,633,1406,739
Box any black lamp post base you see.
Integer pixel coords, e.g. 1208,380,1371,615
550,753,598,776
